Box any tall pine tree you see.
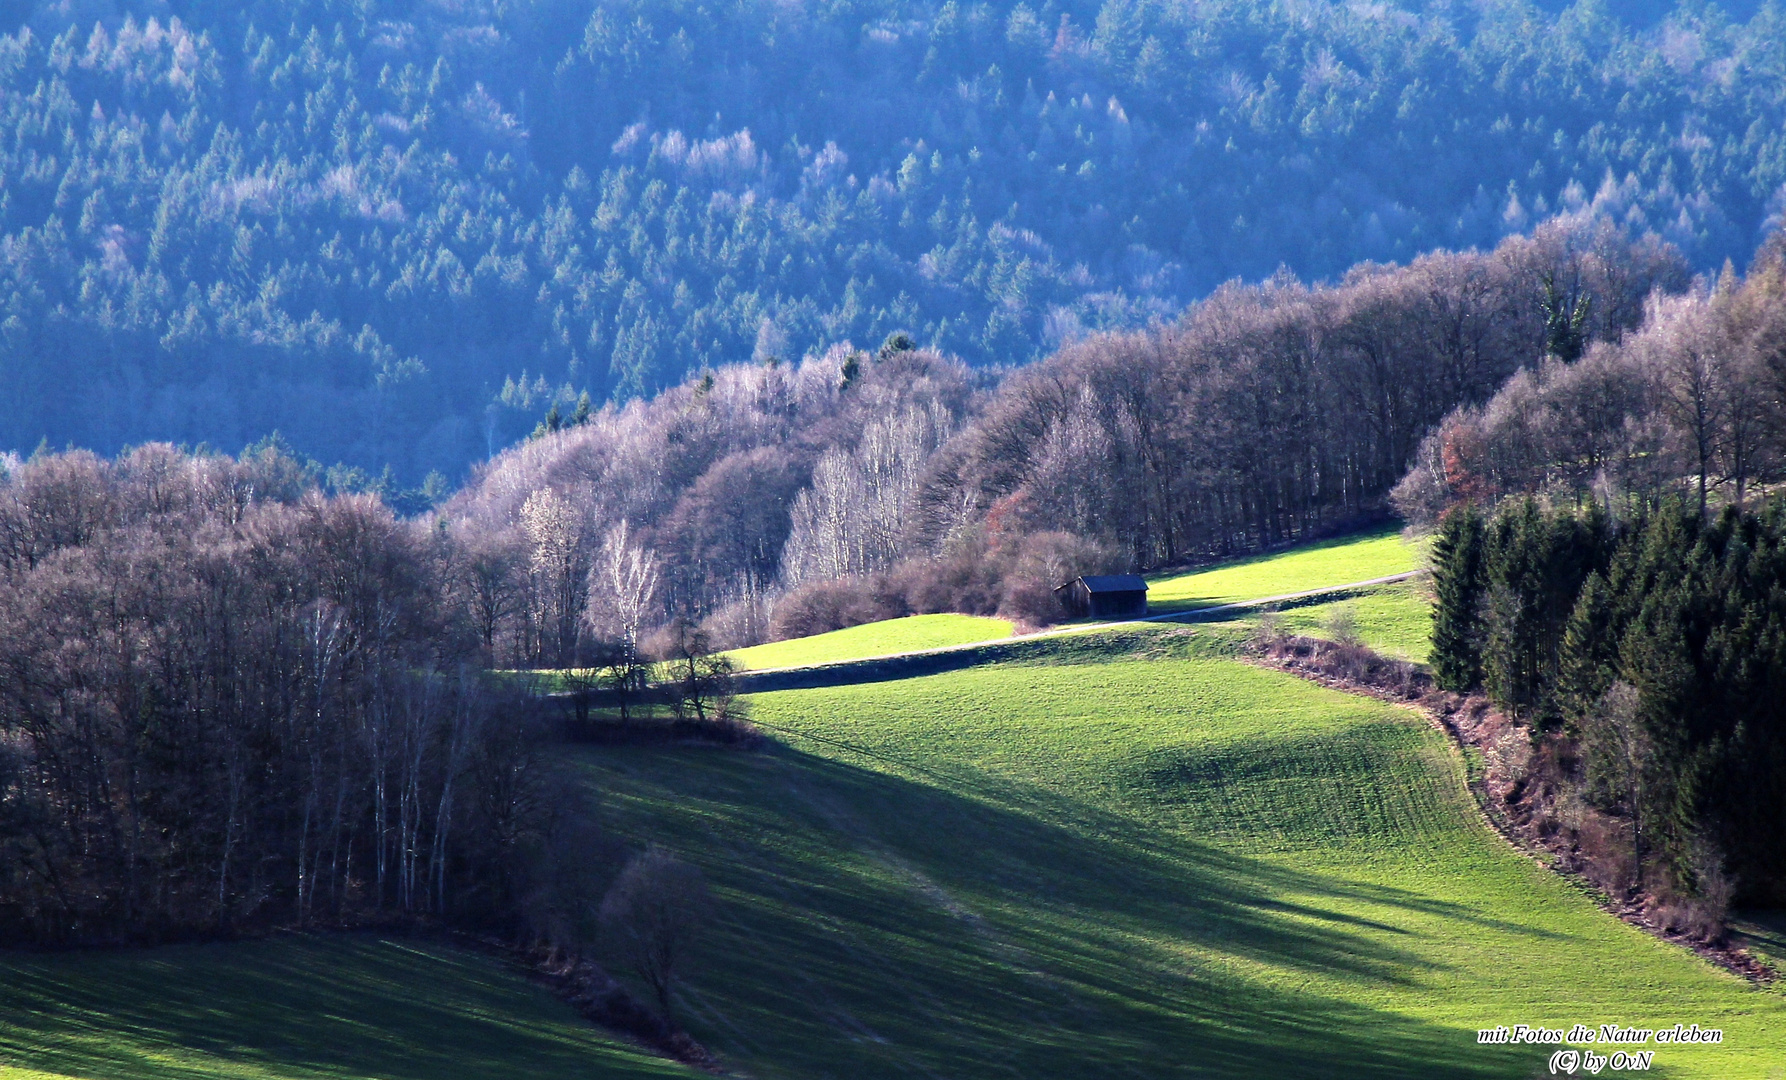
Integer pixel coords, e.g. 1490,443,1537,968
1430,503,1487,691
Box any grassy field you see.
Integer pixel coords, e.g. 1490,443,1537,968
0,935,685,1080
9,532,1778,1079
1148,524,1423,613
721,525,1423,674
726,613,1013,670
1260,577,1435,662
577,630,1786,1079
1731,912,1786,979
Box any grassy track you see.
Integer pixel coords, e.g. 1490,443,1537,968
1148,525,1422,613
726,613,1013,669
578,631,1785,1079
0,935,684,1080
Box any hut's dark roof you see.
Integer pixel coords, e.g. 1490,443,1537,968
1075,574,1148,593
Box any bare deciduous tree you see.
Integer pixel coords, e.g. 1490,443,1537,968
781,402,950,586
1647,296,1728,518
0,446,579,943
598,847,714,1020
585,520,660,723
520,486,588,667
589,519,660,648
649,619,740,725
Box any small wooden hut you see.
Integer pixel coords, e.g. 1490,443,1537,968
1054,574,1149,619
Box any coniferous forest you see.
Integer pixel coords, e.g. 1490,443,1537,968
0,0,1782,482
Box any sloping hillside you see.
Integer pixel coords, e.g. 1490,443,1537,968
1145,525,1421,612
4,537,1781,1079
727,613,1015,670
730,525,1425,671
575,631,1786,1078
1,1,1781,476
0,936,685,1079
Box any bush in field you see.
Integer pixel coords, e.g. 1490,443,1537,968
768,578,907,641
1322,605,1362,647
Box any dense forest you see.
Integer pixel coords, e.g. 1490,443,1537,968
430,215,1683,663
1399,223,1786,916
1397,230,1786,520
0,444,567,940
1427,497,1786,908
0,0,1781,481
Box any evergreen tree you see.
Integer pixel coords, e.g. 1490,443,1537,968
1541,271,1593,363
878,332,916,361
1482,499,1608,724
1557,570,1618,723
1429,493,1786,899
1483,498,1551,717
1430,503,1487,691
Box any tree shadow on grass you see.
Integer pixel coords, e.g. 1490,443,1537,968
764,712,1569,948
578,742,1562,1080
0,934,681,1080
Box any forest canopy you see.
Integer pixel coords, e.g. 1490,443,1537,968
0,0,1780,481
436,216,1683,661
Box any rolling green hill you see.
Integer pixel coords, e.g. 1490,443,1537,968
727,614,1015,670
0,936,684,1080
1147,525,1424,613
8,536,1780,1079
577,630,1786,1078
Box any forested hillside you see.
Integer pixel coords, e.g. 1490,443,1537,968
1426,497,1786,906
1399,224,1786,912
442,218,1681,662
1396,231,1786,520
0,0,1781,480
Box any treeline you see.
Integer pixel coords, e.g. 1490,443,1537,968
0,0,1781,480
0,443,601,942
1428,497,1786,907
445,337,1012,664
911,219,1682,566
445,217,1680,655
1397,233,1786,521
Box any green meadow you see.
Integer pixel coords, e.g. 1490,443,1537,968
726,613,1013,670
727,526,1422,674
1260,577,1436,662
577,631,1786,1079
1148,524,1424,613
0,935,683,1080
